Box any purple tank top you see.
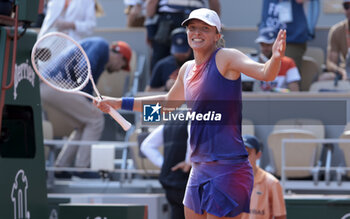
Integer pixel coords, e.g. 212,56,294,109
184,48,248,162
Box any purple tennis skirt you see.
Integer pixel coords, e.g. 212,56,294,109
183,158,253,218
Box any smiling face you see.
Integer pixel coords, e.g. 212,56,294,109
186,19,221,51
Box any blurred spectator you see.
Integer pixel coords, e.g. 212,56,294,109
94,0,105,18
31,0,48,28
251,28,300,92
38,0,96,41
259,0,319,71
124,0,146,27
324,0,350,81
146,27,192,92
241,135,287,219
145,0,221,71
305,0,320,39
141,118,190,219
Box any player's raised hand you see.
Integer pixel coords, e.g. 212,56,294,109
272,29,286,59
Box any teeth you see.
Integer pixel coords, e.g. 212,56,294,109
193,39,202,42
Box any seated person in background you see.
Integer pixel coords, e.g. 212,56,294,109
251,29,301,92
146,27,192,92
322,0,350,81
141,118,190,219
241,135,287,219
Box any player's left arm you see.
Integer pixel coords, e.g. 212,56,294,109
222,30,286,82
262,29,286,81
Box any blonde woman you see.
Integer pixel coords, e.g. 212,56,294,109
95,8,286,219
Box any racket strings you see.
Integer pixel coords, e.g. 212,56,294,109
34,36,89,91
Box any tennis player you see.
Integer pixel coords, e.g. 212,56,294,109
94,8,286,218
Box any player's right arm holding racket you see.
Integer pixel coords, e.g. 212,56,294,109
94,61,190,113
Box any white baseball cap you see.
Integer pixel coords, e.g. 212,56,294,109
181,8,221,33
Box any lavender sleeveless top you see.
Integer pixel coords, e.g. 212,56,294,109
184,48,248,162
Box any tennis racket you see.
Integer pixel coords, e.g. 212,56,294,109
31,32,132,131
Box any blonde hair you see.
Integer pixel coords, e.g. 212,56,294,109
216,34,225,48
94,0,105,17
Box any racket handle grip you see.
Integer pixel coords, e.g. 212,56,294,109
108,107,132,131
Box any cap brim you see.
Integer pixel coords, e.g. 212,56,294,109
255,37,274,44
181,18,191,27
181,17,217,29
171,45,190,54
244,142,255,149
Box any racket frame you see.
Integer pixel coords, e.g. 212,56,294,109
31,32,97,100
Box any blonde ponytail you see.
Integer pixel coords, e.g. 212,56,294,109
216,34,225,48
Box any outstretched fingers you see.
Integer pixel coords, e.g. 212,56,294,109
273,29,287,58
278,29,286,55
